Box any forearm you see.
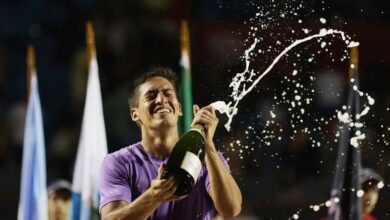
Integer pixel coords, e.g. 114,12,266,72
102,189,161,220
205,142,242,218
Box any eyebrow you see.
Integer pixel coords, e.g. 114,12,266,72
143,88,174,96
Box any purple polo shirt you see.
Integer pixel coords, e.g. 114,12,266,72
99,142,230,220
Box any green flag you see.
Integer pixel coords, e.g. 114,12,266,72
179,20,193,135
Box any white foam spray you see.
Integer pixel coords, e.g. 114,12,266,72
211,29,356,131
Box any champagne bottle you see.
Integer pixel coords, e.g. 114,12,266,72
161,124,206,196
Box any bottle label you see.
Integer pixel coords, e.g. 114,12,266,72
180,151,202,182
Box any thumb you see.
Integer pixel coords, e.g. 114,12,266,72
157,163,166,179
193,104,200,115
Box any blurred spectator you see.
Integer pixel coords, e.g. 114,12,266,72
360,168,384,220
320,167,384,220
47,179,72,220
4,99,27,165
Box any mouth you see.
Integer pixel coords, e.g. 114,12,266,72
153,106,172,115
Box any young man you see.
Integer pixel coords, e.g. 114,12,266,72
99,66,242,220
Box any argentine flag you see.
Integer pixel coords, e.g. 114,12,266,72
69,56,107,220
18,72,48,220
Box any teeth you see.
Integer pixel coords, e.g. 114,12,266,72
156,108,170,113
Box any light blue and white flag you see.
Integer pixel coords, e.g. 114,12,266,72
69,55,108,220
18,73,48,220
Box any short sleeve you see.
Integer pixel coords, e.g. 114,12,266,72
99,154,132,212
205,151,231,192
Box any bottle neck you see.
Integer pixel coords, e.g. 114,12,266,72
191,124,204,131
190,124,205,139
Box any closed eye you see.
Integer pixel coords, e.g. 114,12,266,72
162,89,175,96
144,91,158,101
143,88,176,101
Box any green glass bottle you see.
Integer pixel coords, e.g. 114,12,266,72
161,124,206,196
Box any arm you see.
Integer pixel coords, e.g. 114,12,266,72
101,192,158,220
192,105,242,218
101,164,186,220
205,142,242,218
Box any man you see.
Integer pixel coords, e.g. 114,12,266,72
47,179,72,220
99,66,242,220
360,168,384,220
320,167,384,220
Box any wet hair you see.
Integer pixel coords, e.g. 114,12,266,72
128,66,179,108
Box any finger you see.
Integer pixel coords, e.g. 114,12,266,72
163,176,175,186
157,163,166,179
200,114,213,123
162,182,178,200
166,177,178,192
193,117,210,128
203,105,216,115
166,176,177,186
166,194,188,202
192,112,217,128
198,111,215,121
203,105,213,111
191,114,204,127
172,195,188,201
191,115,206,127
198,109,215,119
193,104,200,115
153,176,174,189
202,109,219,124
210,106,216,116
197,107,218,120
151,179,165,189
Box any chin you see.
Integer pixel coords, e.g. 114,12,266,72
155,119,177,129
363,206,374,214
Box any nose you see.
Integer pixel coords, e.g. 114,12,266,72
155,91,168,104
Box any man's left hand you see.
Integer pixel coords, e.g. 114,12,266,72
192,104,219,147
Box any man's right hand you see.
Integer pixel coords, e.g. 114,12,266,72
148,163,187,203
101,163,187,220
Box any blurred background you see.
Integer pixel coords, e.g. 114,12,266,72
0,0,389,219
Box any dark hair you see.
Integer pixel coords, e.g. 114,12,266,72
128,66,179,108
49,188,71,200
361,167,384,191
47,179,71,199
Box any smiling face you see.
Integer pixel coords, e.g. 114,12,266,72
131,76,182,131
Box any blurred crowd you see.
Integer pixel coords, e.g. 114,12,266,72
0,0,389,219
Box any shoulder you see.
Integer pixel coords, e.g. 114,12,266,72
104,143,140,163
102,142,142,168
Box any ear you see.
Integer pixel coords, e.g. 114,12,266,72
178,103,183,116
131,108,140,122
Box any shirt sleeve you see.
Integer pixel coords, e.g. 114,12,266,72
99,154,132,212
205,151,231,193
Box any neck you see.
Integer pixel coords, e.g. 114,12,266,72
141,126,179,159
